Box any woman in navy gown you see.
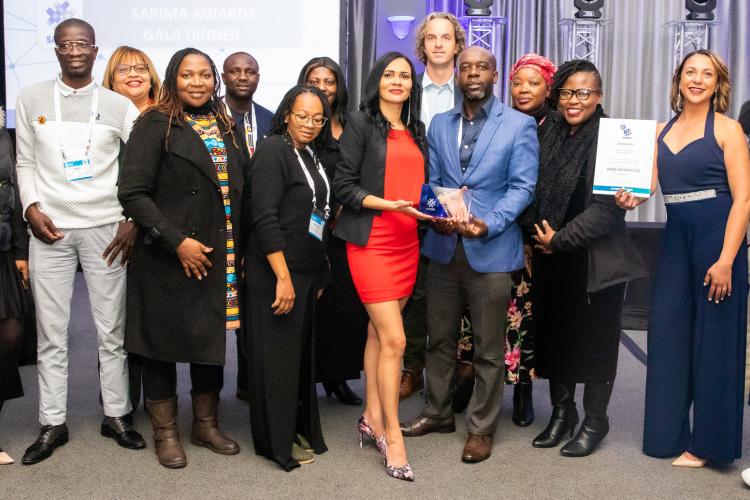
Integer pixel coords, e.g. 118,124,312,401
618,50,750,467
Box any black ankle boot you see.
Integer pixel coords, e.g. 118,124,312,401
323,381,362,406
532,381,577,448
512,380,534,427
560,416,609,457
560,380,613,457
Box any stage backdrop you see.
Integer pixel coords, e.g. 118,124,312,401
2,0,341,127
369,0,748,223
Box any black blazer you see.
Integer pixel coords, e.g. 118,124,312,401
549,142,648,293
118,109,247,364
333,110,428,247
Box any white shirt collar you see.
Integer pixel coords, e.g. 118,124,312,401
56,75,97,96
422,71,455,92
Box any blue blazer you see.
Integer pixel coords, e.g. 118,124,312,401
422,97,539,273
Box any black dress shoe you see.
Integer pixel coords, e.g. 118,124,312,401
400,416,456,437
560,416,609,457
22,424,69,465
101,416,146,449
512,381,535,427
323,381,362,406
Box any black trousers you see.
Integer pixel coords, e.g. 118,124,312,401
141,357,223,401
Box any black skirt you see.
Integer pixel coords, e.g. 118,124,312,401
0,250,24,401
533,247,626,383
244,252,327,471
315,236,368,383
0,249,24,319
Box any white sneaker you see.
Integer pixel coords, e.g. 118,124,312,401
742,467,750,487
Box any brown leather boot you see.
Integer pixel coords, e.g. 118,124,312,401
190,391,240,455
145,397,186,469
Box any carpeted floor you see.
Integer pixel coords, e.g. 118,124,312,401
1,275,749,499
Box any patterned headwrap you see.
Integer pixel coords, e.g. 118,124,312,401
509,53,557,87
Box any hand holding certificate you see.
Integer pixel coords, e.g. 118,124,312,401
593,118,657,198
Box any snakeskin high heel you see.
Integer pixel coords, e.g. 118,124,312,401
357,415,386,456
382,439,415,482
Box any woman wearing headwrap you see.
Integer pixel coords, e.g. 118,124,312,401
452,54,557,428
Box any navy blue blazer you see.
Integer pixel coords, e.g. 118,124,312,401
422,97,539,273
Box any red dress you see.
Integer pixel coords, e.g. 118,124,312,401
347,129,424,303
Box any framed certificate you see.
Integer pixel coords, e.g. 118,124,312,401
592,118,657,198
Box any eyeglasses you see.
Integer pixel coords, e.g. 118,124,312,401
55,41,97,54
290,112,328,128
558,88,601,101
115,63,149,76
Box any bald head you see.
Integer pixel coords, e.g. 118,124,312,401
223,52,258,73
222,52,260,103
458,46,496,71
54,18,95,45
457,46,498,103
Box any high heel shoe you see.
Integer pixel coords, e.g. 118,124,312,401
382,440,415,482
357,415,386,456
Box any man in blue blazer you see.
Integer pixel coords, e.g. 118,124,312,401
400,46,539,463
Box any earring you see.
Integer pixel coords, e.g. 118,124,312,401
406,97,411,127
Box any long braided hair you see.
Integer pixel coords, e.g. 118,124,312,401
152,48,237,150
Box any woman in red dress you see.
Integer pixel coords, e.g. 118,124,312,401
334,52,431,481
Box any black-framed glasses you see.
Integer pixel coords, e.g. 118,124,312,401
291,112,328,128
55,41,97,54
558,88,601,101
115,64,149,76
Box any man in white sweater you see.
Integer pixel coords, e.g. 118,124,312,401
15,18,145,465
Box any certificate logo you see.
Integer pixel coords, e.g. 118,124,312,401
620,124,632,138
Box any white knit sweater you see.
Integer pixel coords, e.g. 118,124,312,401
15,77,140,228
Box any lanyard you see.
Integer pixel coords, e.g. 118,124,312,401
54,81,98,160
293,146,330,219
224,101,257,157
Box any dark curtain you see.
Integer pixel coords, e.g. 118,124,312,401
341,0,378,111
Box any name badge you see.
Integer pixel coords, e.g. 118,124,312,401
308,209,326,241
63,154,93,182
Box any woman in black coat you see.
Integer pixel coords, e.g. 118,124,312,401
0,109,29,465
242,85,332,470
525,60,646,457
298,57,368,405
118,48,246,469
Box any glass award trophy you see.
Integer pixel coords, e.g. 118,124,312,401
418,184,472,222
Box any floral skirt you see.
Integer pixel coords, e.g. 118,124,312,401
457,270,534,384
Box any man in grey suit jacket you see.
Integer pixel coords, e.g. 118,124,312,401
400,47,539,463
